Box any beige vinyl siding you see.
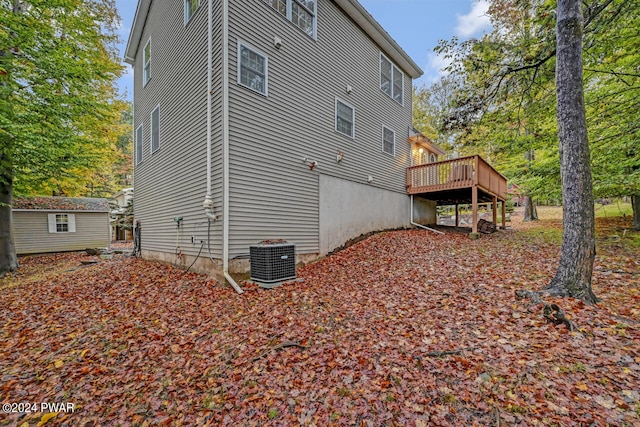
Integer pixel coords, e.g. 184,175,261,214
133,0,224,259
227,0,413,256
13,211,110,255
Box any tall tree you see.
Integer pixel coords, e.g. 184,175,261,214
0,0,123,275
428,0,637,303
111,102,134,190
547,0,597,303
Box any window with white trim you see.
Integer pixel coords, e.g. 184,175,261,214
263,0,317,38
335,99,355,139
238,42,268,95
382,126,395,155
185,0,199,24
380,53,403,104
48,213,76,233
135,124,143,164
151,105,160,153
143,38,151,86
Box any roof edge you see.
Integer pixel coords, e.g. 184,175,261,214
124,0,150,65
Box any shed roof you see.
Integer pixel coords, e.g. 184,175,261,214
124,0,423,78
13,196,111,212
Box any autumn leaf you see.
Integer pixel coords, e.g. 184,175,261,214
37,412,59,426
0,213,638,426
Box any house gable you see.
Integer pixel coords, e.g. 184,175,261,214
124,0,423,80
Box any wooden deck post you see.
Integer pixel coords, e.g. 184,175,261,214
455,204,459,227
501,199,506,229
472,186,478,234
492,196,497,224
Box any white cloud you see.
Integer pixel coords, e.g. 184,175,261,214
455,0,491,38
424,51,452,82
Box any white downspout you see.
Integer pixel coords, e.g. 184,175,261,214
205,0,243,294
410,195,444,235
221,0,242,293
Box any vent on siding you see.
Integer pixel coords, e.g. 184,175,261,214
249,242,296,283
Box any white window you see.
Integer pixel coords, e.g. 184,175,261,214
151,105,160,153
263,0,317,38
335,98,355,139
380,54,403,104
266,0,286,16
135,124,143,164
184,0,199,24
48,213,76,233
143,38,151,86
382,126,395,155
238,42,268,96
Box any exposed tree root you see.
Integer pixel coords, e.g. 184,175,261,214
251,340,307,362
543,303,577,331
424,347,475,357
515,290,578,331
514,289,542,304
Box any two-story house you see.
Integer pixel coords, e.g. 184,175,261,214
125,0,441,290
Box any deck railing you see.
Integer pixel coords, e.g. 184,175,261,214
407,155,507,199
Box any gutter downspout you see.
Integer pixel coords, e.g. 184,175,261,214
410,195,444,235
221,0,243,294
204,0,243,294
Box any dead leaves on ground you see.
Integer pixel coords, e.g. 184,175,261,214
1,218,639,426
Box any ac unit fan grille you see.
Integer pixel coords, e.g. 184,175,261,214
249,243,296,283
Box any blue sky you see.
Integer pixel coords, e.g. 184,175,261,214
114,0,491,100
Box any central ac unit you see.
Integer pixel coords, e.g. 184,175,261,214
249,242,296,284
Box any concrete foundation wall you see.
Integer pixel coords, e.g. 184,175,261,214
413,197,437,225
140,177,438,278
319,174,411,255
141,248,319,288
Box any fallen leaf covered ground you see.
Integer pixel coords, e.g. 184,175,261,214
1,210,639,426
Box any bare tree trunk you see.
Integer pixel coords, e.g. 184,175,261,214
0,0,20,276
546,0,597,304
632,194,640,230
0,153,18,277
523,196,538,222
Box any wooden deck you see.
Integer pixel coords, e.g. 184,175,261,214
407,155,508,234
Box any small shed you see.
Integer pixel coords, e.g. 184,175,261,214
12,196,111,255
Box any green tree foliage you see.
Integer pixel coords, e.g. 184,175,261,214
427,0,639,208
412,76,460,151
112,102,133,190
423,0,639,301
0,0,124,274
